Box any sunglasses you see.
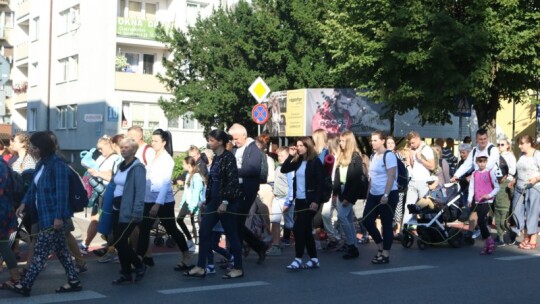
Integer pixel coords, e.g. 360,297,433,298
498,143,505,146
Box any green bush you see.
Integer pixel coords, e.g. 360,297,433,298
172,152,188,181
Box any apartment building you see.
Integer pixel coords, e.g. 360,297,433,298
0,0,14,130
11,0,228,161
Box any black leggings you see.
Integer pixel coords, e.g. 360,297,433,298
176,202,197,242
112,210,143,276
293,199,318,259
137,202,189,257
474,203,493,239
363,191,398,251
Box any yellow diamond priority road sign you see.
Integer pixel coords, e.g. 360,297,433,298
249,77,271,103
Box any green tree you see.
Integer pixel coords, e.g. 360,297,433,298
156,0,342,134
322,0,540,129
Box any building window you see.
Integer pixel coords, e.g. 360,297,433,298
59,5,80,35
122,102,165,129
118,0,126,17
128,1,143,19
28,108,37,132
123,52,154,74
143,54,154,74
30,17,39,41
167,116,179,129
181,112,203,130
125,1,158,19
3,11,14,29
58,55,78,82
186,2,208,27
56,104,77,129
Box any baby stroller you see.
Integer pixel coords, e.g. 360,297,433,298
151,219,176,248
401,183,469,250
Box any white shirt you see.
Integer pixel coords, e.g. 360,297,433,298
454,143,499,178
96,154,120,185
135,144,156,166
234,138,254,184
144,151,175,204
411,143,434,181
369,151,398,195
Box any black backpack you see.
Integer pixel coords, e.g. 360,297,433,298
380,150,409,192
1,159,25,208
67,166,89,213
320,172,333,203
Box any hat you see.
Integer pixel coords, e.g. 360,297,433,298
427,175,438,183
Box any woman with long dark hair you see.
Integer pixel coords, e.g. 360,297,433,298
184,129,244,279
11,132,81,296
136,129,192,269
281,136,325,270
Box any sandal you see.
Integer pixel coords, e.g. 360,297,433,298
520,242,537,250
183,266,206,278
134,265,147,282
55,280,83,293
286,259,302,270
10,283,31,297
1,278,19,290
112,275,133,285
222,269,244,279
371,250,383,263
518,238,530,249
371,255,390,264
174,262,194,271
301,259,320,269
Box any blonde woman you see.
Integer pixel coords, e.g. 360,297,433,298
319,134,342,249
332,131,366,259
312,128,329,162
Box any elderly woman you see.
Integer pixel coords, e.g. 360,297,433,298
457,143,473,208
509,135,540,250
110,137,147,285
12,132,81,297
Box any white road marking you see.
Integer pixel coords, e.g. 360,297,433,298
351,265,437,276
495,254,540,261
158,281,270,294
0,290,106,304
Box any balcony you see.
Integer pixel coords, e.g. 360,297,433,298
0,0,9,6
115,72,168,94
14,41,28,62
17,0,30,20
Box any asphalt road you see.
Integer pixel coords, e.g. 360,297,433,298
1,236,539,304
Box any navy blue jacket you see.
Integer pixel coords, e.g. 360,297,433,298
232,141,262,201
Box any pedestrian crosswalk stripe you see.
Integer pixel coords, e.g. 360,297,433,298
0,290,106,304
495,254,540,261
158,281,270,294
350,265,437,276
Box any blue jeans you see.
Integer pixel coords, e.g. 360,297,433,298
513,187,540,234
197,200,243,269
337,200,356,246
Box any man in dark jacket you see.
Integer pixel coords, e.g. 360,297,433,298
229,123,268,264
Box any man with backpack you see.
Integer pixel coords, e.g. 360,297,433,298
451,129,501,182
403,131,437,225
229,123,269,264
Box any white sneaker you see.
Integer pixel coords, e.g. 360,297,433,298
187,240,196,252
472,230,481,239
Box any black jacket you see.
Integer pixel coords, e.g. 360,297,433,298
281,155,324,204
206,150,243,202
333,152,365,204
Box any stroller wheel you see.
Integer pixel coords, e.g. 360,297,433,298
165,237,176,248
401,231,414,248
154,236,165,247
417,239,428,250
447,229,463,248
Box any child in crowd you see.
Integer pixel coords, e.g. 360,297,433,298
467,156,500,255
267,147,295,256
